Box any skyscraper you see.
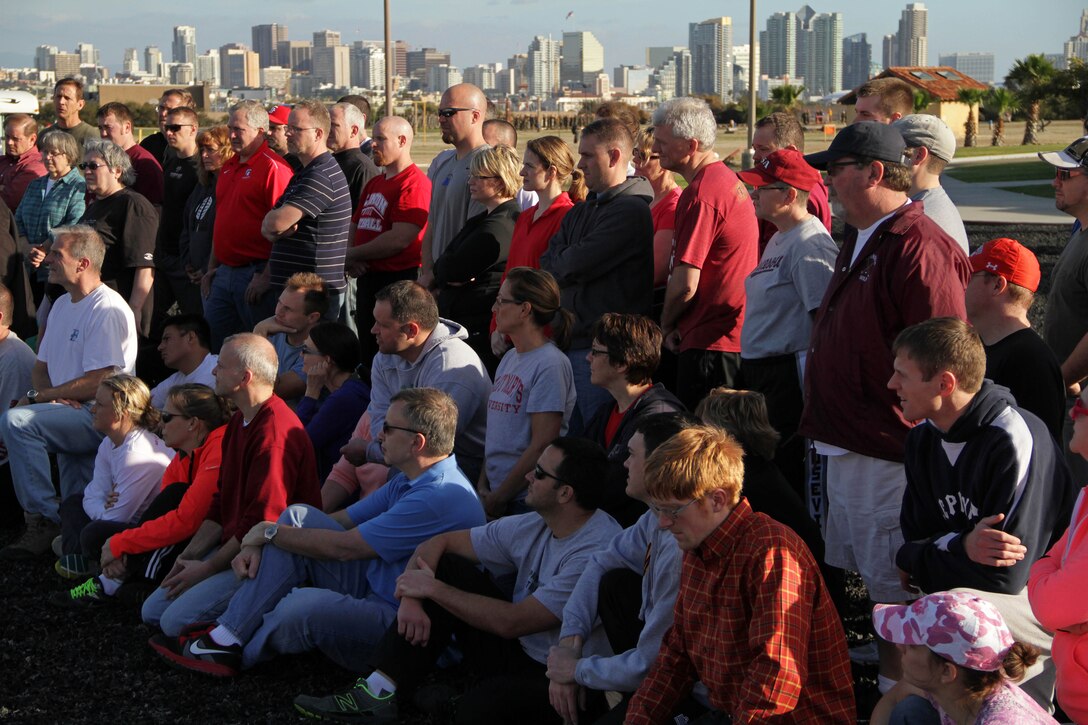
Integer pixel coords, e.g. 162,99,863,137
351,42,386,90
527,35,561,97
279,41,313,74
806,12,843,96
252,24,289,68
173,26,197,64
122,48,140,75
195,51,221,86
896,3,927,66
145,46,163,78
938,52,995,84
689,17,734,103
313,45,350,87
842,33,872,90
313,30,341,49
76,42,99,67
761,12,798,79
35,45,58,72
561,31,604,88
220,44,259,88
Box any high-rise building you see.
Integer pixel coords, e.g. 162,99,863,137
122,48,140,75
464,64,497,92
938,52,995,84
731,44,759,95
35,45,58,72
350,42,386,90
54,53,81,79
689,17,733,103
652,48,692,101
195,51,221,86
313,30,341,49
392,41,409,78
406,48,451,77
145,46,163,78
279,41,313,74
173,26,197,64
220,44,260,88
805,12,843,96
252,24,289,68
313,45,350,87
561,31,604,88
761,12,797,78
613,65,652,95
882,34,898,69
170,63,194,85
76,43,99,67
1063,10,1088,64
261,66,291,95
428,64,462,93
896,3,927,66
496,67,519,96
842,33,872,90
527,35,561,97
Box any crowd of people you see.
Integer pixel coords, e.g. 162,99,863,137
1,74,1088,724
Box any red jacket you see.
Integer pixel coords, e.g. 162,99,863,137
798,201,969,462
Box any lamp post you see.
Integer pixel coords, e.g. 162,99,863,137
743,0,757,170
384,0,393,117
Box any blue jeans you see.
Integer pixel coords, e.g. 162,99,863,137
218,505,396,671
203,263,276,352
0,402,101,522
566,348,612,437
889,695,941,724
141,558,242,636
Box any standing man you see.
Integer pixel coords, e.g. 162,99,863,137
0,226,137,559
482,118,539,211
346,117,430,361
800,122,970,690
261,100,352,320
337,95,374,157
141,89,195,164
893,114,969,253
266,104,303,172
1039,136,1088,482
626,426,855,723
654,97,759,410
96,102,164,206
0,114,46,212
418,83,489,289
152,105,202,334
328,102,379,212
50,78,98,147
202,100,293,351
852,78,914,124
540,117,654,432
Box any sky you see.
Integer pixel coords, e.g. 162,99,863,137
2,0,1082,84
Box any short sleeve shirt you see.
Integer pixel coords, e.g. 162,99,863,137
352,164,431,272
1043,227,1088,365
269,151,352,290
39,284,137,386
79,188,158,298
427,145,489,260
213,143,294,267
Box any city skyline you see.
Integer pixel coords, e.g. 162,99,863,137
4,0,1079,86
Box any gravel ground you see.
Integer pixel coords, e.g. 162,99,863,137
0,221,1070,724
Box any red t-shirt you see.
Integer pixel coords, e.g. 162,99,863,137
351,164,431,272
213,142,293,267
651,186,682,287
672,163,759,353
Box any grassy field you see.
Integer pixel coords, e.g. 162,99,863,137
945,161,1055,183
995,184,1056,198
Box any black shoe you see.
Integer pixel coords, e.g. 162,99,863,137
49,577,113,609
294,679,399,723
153,632,241,677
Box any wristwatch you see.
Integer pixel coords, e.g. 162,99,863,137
26,389,39,402
264,523,279,544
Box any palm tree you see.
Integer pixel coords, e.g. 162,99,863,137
983,88,1019,146
912,90,934,114
771,84,806,113
957,88,986,147
1005,54,1057,144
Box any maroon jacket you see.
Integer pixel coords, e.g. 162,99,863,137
798,201,969,462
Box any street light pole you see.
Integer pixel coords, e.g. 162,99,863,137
384,0,393,117
744,0,757,170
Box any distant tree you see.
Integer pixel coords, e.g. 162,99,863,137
957,88,987,147
771,84,806,112
983,88,1019,146
1051,58,1088,127
1005,54,1057,144
912,90,934,113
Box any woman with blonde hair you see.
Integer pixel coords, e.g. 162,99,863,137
186,126,234,299
55,373,173,579
479,267,576,518
432,144,522,368
634,127,681,289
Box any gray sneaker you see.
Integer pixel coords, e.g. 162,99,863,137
0,513,61,560
294,679,398,723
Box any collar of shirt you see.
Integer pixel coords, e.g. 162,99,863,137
694,497,753,563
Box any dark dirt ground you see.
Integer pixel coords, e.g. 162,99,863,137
0,220,1071,724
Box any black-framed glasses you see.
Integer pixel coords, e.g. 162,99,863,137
164,124,194,133
826,159,866,176
1057,168,1085,182
78,161,107,170
648,498,701,522
161,411,189,423
588,347,610,357
382,422,421,436
533,463,567,485
437,107,474,119
753,184,791,193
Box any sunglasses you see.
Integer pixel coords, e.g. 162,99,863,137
1056,168,1085,182
164,123,194,133
437,107,474,119
1071,397,1088,421
161,411,188,423
533,463,567,485
78,162,108,171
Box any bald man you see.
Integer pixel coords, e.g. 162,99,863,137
346,117,433,358
482,118,538,212
419,83,489,289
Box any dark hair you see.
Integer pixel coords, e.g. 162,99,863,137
929,641,1040,705
581,117,633,154
483,118,517,147
163,313,211,350
97,101,134,126
167,383,234,431
165,106,199,127
856,78,914,119
375,280,439,330
755,112,805,151
634,412,699,456
550,436,609,511
695,388,780,461
504,267,573,351
309,321,362,375
892,317,986,394
594,101,641,140
338,94,371,125
591,313,662,384
54,77,84,100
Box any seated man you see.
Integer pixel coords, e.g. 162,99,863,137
293,437,622,725
0,225,136,559
582,313,684,527
890,316,1077,708
548,413,706,725
141,333,321,636
627,426,855,723
253,272,328,404
150,314,218,410
152,387,485,676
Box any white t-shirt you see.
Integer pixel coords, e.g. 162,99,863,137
38,284,137,391
82,427,173,523
150,353,218,409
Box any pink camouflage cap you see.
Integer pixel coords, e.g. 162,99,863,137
872,591,1014,672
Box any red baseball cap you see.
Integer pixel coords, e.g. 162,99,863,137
969,237,1041,292
267,104,291,126
737,148,822,192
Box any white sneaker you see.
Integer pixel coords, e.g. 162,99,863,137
849,641,880,665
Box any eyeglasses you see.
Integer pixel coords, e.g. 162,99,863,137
826,159,866,177
494,296,523,306
1056,168,1086,182
300,346,321,356
648,498,701,522
161,411,189,423
588,347,611,357
633,151,660,163
164,124,194,133
78,161,107,171
382,422,421,436
437,107,474,119
533,463,567,485
287,126,317,134
753,184,791,193
470,174,497,181
1071,397,1088,421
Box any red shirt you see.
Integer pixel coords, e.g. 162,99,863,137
213,142,294,267
125,143,164,205
671,163,759,353
651,186,681,287
627,498,856,724
351,163,431,272
0,150,46,211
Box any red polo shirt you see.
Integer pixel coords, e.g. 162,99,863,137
213,141,293,267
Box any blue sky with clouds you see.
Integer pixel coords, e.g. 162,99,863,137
3,0,1080,83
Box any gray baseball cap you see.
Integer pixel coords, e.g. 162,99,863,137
893,114,956,163
1039,136,1088,169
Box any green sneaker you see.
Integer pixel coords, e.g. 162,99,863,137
293,679,398,723
49,577,112,609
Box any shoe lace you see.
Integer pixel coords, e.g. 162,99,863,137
70,578,101,600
